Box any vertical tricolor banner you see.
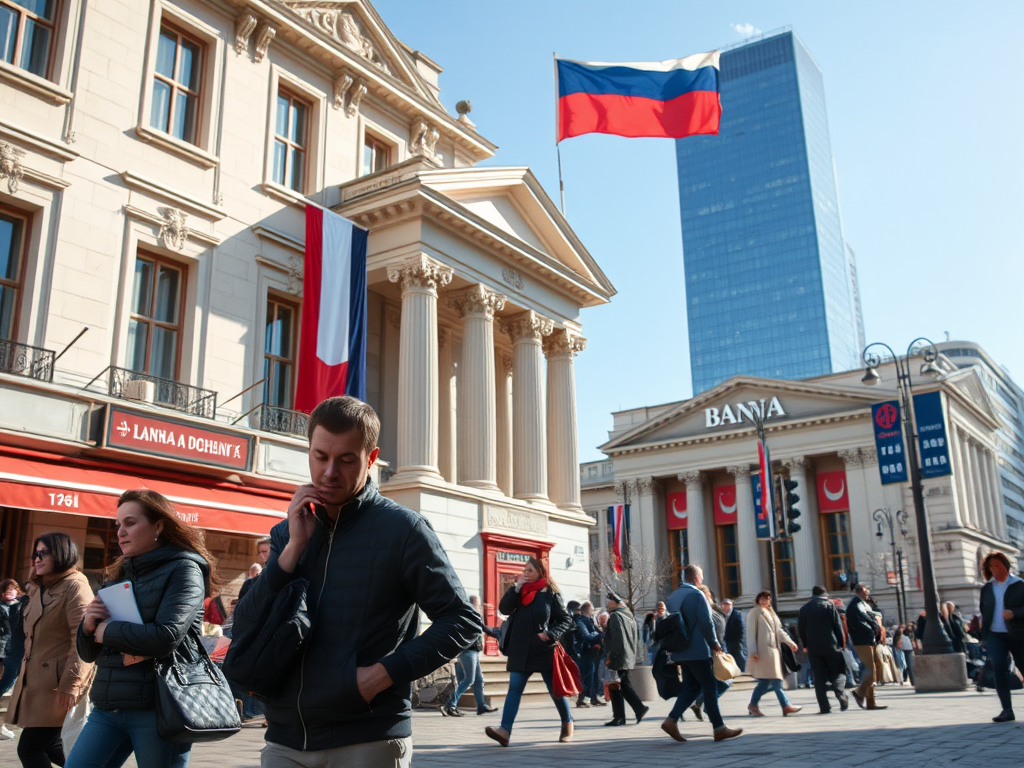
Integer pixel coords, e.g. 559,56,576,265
609,503,629,573
295,206,368,412
757,436,776,539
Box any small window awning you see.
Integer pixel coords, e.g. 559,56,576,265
0,447,289,537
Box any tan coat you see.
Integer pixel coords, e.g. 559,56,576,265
746,604,795,680
5,570,94,728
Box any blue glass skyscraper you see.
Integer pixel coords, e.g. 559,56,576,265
677,29,864,394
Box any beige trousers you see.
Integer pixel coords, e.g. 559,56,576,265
854,644,879,706
261,737,412,768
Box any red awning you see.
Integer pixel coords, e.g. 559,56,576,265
0,447,290,537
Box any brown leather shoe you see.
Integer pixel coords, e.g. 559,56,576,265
866,704,888,710
660,718,686,742
485,726,510,747
559,721,574,743
747,704,765,717
714,726,743,742
782,704,803,716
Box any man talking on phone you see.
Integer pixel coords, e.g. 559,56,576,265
235,396,481,767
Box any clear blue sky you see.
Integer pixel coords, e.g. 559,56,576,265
376,1,1024,461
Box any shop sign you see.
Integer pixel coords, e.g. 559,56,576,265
704,397,785,429
912,391,953,479
496,551,531,564
104,405,253,471
871,400,908,485
482,505,548,537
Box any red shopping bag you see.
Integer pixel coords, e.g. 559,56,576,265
552,644,582,698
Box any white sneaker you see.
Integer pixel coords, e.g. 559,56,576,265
0,725,14,739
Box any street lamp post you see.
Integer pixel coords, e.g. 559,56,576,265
873,507,909,626
861,337,954,657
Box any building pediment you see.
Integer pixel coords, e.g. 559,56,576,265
602,376,879,454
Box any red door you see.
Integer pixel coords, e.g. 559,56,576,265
480,532,554,656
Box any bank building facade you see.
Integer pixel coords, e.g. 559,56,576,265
582,356,1014,619
0,0,612,633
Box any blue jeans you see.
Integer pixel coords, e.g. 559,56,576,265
578,654,597,699
0,653,22,696
448,650,486,709
500,670,571,732
749,678,790,709
668,659,725,730
65,707,191,768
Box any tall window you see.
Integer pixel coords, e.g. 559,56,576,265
716,524,740,599
127,254,184,380
273,90,308,192
150,24,203,144
675,528,690,586
0,0,57,79
363,134,389,176
774,539,796,593
821,511,854,593
82,519,120,590
264,298,296,408
0,211,25,340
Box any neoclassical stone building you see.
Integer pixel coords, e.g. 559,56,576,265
583,356,1013,620
0,0,612,614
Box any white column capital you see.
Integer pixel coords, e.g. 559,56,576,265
839,449,864,468
499,352,513,376
499,310,554,343
446,283,506,319
782,455,808,472
679,470,705,488
542,328,587,359
637,477,660,497
387,255,453,295
727,464,752,480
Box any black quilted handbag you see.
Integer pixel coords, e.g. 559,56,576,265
154,626,242,743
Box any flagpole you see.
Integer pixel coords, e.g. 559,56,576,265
754,410,780,610
553,52,565,215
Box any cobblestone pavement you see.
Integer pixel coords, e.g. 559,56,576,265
2,685,1021,767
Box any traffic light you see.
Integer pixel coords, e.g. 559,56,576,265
784,478,801,535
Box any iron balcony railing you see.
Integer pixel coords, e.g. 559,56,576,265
0,339,55,382
249,403,309,438
97,366,217,419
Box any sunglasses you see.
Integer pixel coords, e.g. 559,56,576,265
31,550,51,561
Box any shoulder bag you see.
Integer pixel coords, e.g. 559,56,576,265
155,625,242,743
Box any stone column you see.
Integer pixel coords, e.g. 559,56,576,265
437,327,456,483
987,451,1008,541
680,471,709,572
958,432,977,528
496,351,513,496
447,284,506,490
636,477,664,607
784,456,820,594
947,426,968,528
728,465,759,601
387,255,453,479
543,328,587,512
840,449,876,587
978,445,999,537
968,440,988,534
499,310,554,500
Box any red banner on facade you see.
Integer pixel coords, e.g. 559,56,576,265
105,406,252,471
713,484,737,526
816,470,849,513
666,491,688,530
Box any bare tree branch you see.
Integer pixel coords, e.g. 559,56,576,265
590,543,674,612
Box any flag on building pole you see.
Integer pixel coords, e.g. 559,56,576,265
555,52,721,142
609,503,629,573
757,435,776,539
294,206,368,412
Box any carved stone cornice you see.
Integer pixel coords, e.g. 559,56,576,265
637,477,660,497
782,455,808,473
446,284,506,320
386,255,453,294
860,450,879,467
542,328,587,360
679,470,704,488
284,1,391,73
158,207,189,251
839,449,863,468
235,12,258,55
0,141,25,193
410,119,441,163
498,310,554,343
346,80,367,116
254,21,276,62
727,465,751,480
333,71,353,109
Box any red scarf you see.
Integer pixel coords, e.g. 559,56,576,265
520,578,547,606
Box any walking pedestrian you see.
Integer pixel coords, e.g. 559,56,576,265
0,578,27,740
943,601,968,654
797,586,849,714
746,591,802,717
236,538,271,602
658,564,742,744
444,596,497,716
602,592,649,727
722,599,748,672
231,396,481,766
4,533,94,768
573,601,604,707
689,584,732,722
898,624,915,684
847,584,886,710
485,557,573,746
978,551,1024,722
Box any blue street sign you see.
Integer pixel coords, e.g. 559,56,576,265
752,473,772,540
872,400,909,484
913,391,953,478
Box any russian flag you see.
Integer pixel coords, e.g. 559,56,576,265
556,52,720,142
609,503,629,573
294,206,368,413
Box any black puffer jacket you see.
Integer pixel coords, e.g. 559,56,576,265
499,585,572,674
77,546,208,711
846,595,879,646
234,479,481,753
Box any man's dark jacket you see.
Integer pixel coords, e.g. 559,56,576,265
574,613,601,659
846,595,878,646
980,578,1024,641
499,585,571,673
798,595,845,655
234,480,481,752
77,546,207,710
724,608,746,659
605,606,638,671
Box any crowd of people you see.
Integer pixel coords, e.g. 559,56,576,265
0,395,1021,766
